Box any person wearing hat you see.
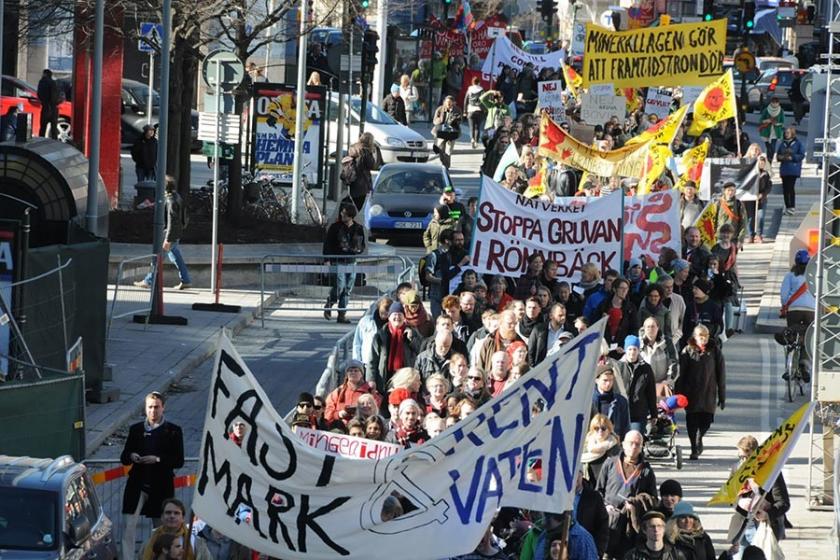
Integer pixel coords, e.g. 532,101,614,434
131,123,158,183
616,334,657,434
386,398,428,448
367,301,422,395
440,183,470,239
676,323,725,459
655,479,683,520
623,510,686,560
422,204,455,253
680,180,705,231
324,359,382,425
682,277,724,346
779,249,815,358
665,501,715,560
626,257,649,307
400,289,434,337
381,83,407,125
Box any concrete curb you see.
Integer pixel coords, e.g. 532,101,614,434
84,293,279,456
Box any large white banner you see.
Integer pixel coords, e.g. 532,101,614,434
193,326,603,559
470,177,623,281
481,36,567,81
623,190,682,270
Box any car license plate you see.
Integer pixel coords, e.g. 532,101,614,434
394,221,423,229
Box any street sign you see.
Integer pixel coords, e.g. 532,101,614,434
487,26,505,38
340,55,362,73
197,112,241,144
201,50,245,93
734,50,756,74
138,22,163,53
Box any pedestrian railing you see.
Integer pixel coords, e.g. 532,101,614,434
259,253,413,327
84,457,200,555
106,254,157,340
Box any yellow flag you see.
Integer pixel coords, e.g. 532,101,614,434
626,105,688,148
674,139,710,191
687,70,737,137
562,63,583,99
692,201,717,251
523,159,549,198
636,144,671,195
708,402,816,506
539,113,652,179
617,87,643,113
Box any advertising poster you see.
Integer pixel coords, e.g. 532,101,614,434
0,220,19,379
251,83,326,186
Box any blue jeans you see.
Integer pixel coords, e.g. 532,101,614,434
329,269,356,310
144,241,191,285
135,166,156,183
747,204,766,237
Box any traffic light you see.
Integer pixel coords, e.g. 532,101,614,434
702,0,714,21
442,0,452,18
360,0,369,8
540,0,556,22
360,29,379,81
743,1,756,31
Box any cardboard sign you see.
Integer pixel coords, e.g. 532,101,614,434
538,80,566,122
580,93,626,126
644,88,673,119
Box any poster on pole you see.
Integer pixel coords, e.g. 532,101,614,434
193,326,603,559
538,80,566,122
623,190,682,269
582,19,727,89
700,158,760,201
580,93,626,127
0,220,19,380
644,88,673,119
470,177,623,280
251,83,326,186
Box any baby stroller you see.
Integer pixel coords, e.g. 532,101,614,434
644,394,688,470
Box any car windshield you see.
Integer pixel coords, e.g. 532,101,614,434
127,86,160,107
350,99,398,125
0,487,58,550
376,169,448,194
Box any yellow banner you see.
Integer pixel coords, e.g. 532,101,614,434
709,402,816,506
626,105,688,148
674,139,710,191
582,19,727,89
637,144,672,195
539,114,651,179
687,70,738,136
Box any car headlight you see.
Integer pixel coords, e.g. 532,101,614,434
385,136,406,147
369,204,384,217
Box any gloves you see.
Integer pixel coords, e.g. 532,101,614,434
718,400,726,410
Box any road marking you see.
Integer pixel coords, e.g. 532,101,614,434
761,338,771,432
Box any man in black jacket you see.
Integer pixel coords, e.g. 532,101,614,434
323,202,366,324
131,124,158,183
119,392,184,559
528,302,570,367
343,133,377,211
381,84,407,125
575,471,610,559
682,227,710,280
37,69,59,138
135,176,191,289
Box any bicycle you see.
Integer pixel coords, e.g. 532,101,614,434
775,318,811,402
266,162,324,227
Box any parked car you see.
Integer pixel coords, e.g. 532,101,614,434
121,78,201,151
327,94,431,165
310,26,343,50
0,455,117,559
0,75,73,142
363,162,460,241
747,68,809,112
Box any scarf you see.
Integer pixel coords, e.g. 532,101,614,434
386,324,406,373
519,315,541,337
578,278,599,291
767,104,782,118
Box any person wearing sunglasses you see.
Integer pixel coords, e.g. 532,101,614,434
581,413,620,484
290,393,317,430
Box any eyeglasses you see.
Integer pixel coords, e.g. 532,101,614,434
298,402,313,408
467,376,483,381
313,405,323,410
594,426,609,432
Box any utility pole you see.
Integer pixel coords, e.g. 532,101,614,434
85,0,104,233
291,0,309,223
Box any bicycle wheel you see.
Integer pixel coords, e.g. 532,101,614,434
303,189,324,226
785,347,797,403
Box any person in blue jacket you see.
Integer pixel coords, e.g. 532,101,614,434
776,126,805,215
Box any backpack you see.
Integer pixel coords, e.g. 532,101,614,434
418,253,432,287
340,155,358,185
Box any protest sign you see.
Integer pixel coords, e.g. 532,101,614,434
582,19,727,89
538,80,566,122
296,427,402,460
644,88,673,119
687,70,737,136
470,16,506,60
623,190,682,269
589,83,615,96
700,158,760,201
481,36,567,81
540,114,652,179
194,326,603,559
571,21,586,58
580,93,625,125
470,176,623,280
252,83,326,185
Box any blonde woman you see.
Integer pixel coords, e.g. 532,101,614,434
307,71,321,86
399,74,419,124
580,413,621,482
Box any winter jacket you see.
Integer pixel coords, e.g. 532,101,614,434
346,142,377,199
670,530,716,560
414,346,454,382
131,135,157,172
683,245,710,280
664,294,686,347
639,334,678,384
464,84,485,115
616,358,658,422
324,381,382,423
557,291,585,325
583,285,609,323
622,542,685,560
367,324,423,394
595,453,658,509
577,485,611,558
423,216,457,253
120,420,184,517
759,105,785,140
479,90,511,130
680,196,706,230
381,94,407,125
477,331,526,374
714,198,749,246
599,298,640,348
353,311,383,364
591,389,631,438
163,191,184,243
682,296,724,343
777,136,805,177
638,301,673,342
323,220,365,256
780,271,815,312
675,339,726,415
528,322,570,367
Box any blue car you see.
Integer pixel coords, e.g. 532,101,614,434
364,163,458,241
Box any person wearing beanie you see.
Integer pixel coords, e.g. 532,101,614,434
591,364,631,438
596,277,640,349
422,204,455,253
682,277,724,346
400,289,434,337
381,82,407,124
625,257,649,307
323,359,382,426
616,333,657,433
666,501,716,560
386,398,428,448
367,301,422,396
671,258,694,303
656,479,683,519
290,392,317,429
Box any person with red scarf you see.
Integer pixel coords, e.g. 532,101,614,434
401,289,434,337
386,399,429,448
324,359,382,425
367,302,422,395
477,309,525,372
228,420,247,447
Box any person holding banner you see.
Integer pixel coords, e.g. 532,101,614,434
713,182,749,248
679,182,705,232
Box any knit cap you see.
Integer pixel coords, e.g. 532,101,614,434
388,301,405,316
624,335,641,349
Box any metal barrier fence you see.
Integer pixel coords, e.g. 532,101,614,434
106,254,156,340
259,254,413,326
85,458,200,554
